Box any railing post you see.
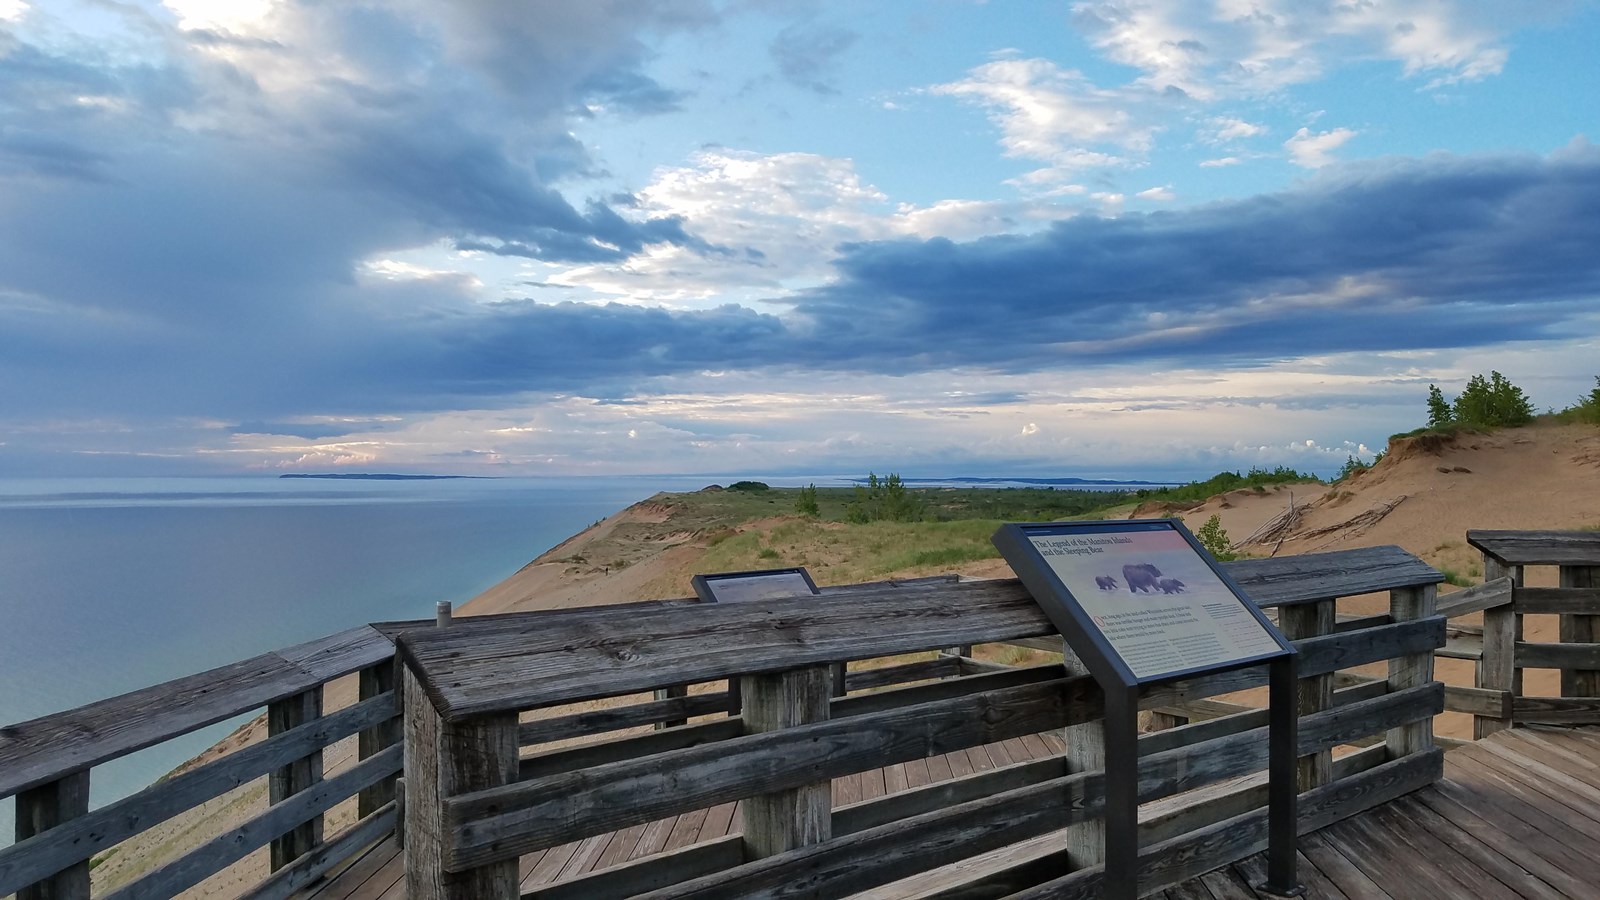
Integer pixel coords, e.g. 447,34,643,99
1060,639,1104,871
1387,584,1437,758
358,659,401,818
1280,599,1334,789
402,662,519,899
740,665,832,857
1559,564,1600,699
15,771,90,900
268,687,324,870
1477,555,1520,737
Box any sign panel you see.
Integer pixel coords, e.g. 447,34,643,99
994,519,1289,684
691,567,819,603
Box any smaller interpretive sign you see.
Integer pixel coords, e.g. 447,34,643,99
691,567,820,603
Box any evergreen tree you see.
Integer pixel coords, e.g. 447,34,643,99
1452,371,1533,428
794,483,820,517
1426,384,1453,428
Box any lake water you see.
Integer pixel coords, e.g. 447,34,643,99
0,473,1159,841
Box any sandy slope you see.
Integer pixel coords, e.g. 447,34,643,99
90,422,1600,896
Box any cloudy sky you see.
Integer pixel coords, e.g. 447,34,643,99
3,1,1598,480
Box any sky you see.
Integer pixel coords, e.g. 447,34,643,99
2,1,1598,481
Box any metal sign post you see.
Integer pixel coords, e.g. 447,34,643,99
993,519,1303,899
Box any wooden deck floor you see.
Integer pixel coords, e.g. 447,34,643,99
302,727,1600,899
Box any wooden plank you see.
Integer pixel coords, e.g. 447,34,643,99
1364,799,1524,900
1387,584,1436,759
525,835,744,900
1415,784,1596,899
1515,640,1600,670
1439,758,1600,861
845,657,960,691
13,771,89,900
0,625,392,799
444,674,1099,870
1443,684,1512,719
1434,577,1514,618
739,667,832,858
1511,696,1600,724
1293,834,1388,900
988,748,1443,900
395,579,1058,718
1467,529,1600,566
1317,812,1466,900
1223,545,1442,607
1560,565,1600,698
1472,737,1600,813
1438,635,1483,660
400,661,518,900
104,744,401,900
1510,586,1600,614
1333,612,1391,633
244,803,398,900
833,756,1064,836
357,663,400,818
0,691,395,897
1447,747,1600,844
1476,555,1519,739
518,691,734,747
268,687,324,871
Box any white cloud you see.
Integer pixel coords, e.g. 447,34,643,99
1136,185,1175,201
933,57,1160,180
1285,127,1357,169
1200,156,1242,168
1203,116,1267,144
0,0,28,23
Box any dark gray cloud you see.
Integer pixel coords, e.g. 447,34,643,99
770,23,858,94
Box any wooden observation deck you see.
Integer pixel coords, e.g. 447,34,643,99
3,529,1599,899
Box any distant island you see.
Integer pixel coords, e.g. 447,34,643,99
890,476,1181,487
279,473,494,480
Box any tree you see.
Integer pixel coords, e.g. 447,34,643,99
794,483,820,517
1196,514,1238,561
1426,384,1453,428
1452,371,1534,428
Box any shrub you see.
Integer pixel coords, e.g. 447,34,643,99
1196,514,1239,561
727,480,770,492
794,483,820,517
1451,371,1534,429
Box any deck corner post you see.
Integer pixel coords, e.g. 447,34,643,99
15,770,91,900
1558,563,1600,698
358,659,401,818
1476,556,1520,738
740,665,832,858
1060,639,1105,871
1279,599,1334,789
1387,583,1438,758
401,661,519,900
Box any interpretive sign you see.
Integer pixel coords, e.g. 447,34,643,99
993,519,1302,898
1000,519,1287,682
691,567,819,603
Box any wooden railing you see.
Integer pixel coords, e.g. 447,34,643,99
397,545,1447,899
0,624,412,899
1433,530,1600,736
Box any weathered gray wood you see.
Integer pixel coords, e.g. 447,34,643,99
1515,586,1600,613
525,834,746,900
1443,684,1512,719
1514,640,1600,670
955,657,1020,676
740,667,832,858
1223,545,1442,607
0,624,392,799
1005,748,1444,899
395,579,1057,719
519,691,736,747
1387,583,1436,759
1468,530,1600,566
1476,555,1519,738
834,756,1065,836
653,684,691,729
104,744,401,900
1434,576,1514,618
1281,599,1335,789
242,802,397,900
268,687,324,871
1512,696,1600,724
1059,640,1104,870
14,771,89,900
1333,612,1391,633
0,691,395,897
445,674,1098,870
357,662,399,819
844,656,960,691
1140,678,1386,758
401,664,518,900
1438,635,1483,660
1559,565,1600,698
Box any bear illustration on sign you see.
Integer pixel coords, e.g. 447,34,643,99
1095,575,1119,590
1123,563,1163,593
1158,578,1186,594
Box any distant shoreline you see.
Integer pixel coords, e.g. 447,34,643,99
278,473,496,480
